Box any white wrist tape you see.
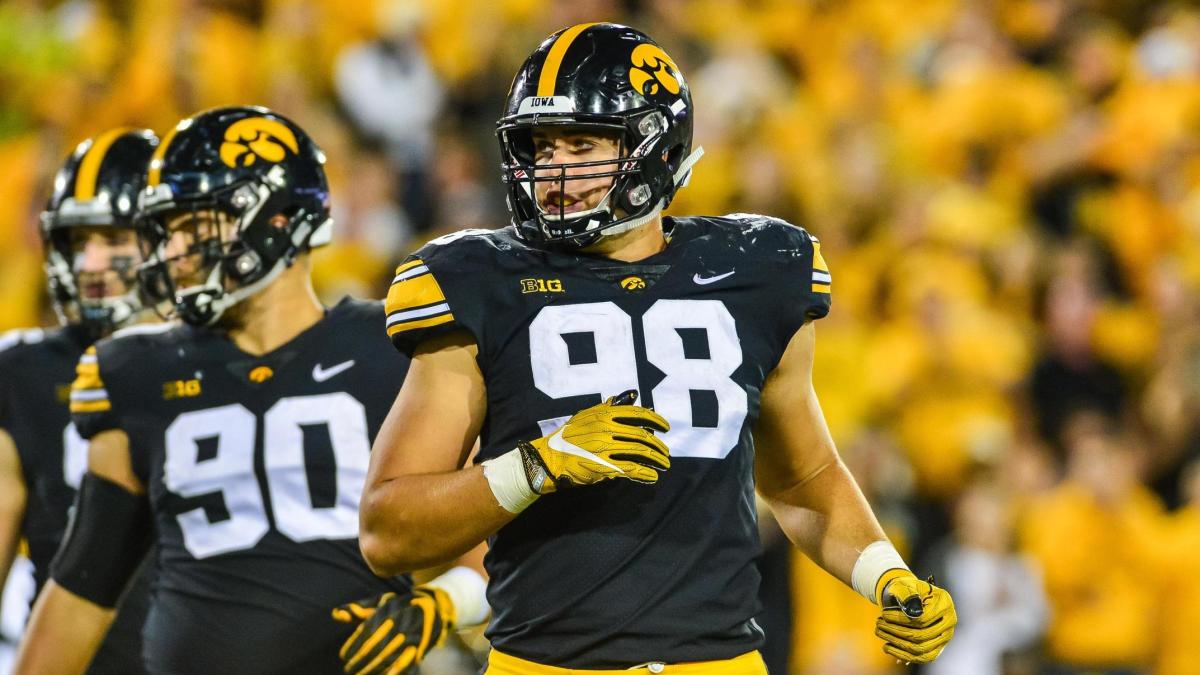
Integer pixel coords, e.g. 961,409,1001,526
421,566,490,627
482,448,539,514
851,540,909,604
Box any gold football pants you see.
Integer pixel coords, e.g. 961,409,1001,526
485,649,768,674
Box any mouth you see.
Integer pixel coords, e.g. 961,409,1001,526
542,198,590,216
541,187,606,216
80,279,111,300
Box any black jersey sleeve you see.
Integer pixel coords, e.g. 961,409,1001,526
384,258,463,356
769,219,832,338
70,344,121,439
384,231,493,356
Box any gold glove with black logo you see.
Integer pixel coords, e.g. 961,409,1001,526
875,572,957,664
332,587,454,675
518,389,671,494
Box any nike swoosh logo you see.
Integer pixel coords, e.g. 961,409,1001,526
693,270,735,285
547,429,623,473
312,359,356,382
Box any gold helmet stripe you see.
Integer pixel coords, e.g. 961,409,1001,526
74,127,134,201
537,22,599,97
147,120,187,188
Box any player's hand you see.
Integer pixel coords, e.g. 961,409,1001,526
332,586,454,675
518,389,670,494
875,573,957,664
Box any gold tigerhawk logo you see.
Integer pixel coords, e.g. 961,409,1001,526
248,366,274,383
629,44,682,97
620,276,647,291
219,118,300,169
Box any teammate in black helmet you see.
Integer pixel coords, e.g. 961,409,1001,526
362,23,957,672
15,107,487,675
0,128,157,675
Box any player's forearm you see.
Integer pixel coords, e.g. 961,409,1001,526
764,458,889,587
14,581,115,675
360,465,512,576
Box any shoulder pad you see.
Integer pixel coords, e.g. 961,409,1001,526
97,322,182,377
422,228,497,248
329,296,387,323
410,228,517,266
0,327,46,354
110,322,175,340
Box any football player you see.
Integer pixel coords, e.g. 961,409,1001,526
361,23,957,672
0,128,159,674
15,106,486,675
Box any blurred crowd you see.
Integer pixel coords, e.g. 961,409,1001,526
3,0,1200,673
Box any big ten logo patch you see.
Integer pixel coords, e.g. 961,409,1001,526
521,278,565,294
163,378,202,400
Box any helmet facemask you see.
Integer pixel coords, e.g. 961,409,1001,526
499,110,698,249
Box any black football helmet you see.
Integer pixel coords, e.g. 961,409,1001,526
496,22,704,248
135,106,332,326
41,128,158,337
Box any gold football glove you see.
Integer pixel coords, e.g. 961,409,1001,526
519,390,671,494
332,587,454,675
875,572,957,664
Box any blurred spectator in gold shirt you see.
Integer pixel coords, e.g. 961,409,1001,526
1156,460,1200,675
1020,413,1167,672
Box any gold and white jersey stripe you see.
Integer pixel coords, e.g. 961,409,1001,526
384,259,456,338
70,345,111,414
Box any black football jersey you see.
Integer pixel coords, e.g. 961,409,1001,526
0,325,150,674
384,215,831,667
70,298,412,675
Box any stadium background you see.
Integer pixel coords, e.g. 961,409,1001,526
2,0,1200,673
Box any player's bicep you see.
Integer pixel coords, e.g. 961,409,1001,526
753,322,839,500
370,331,486,481
86,428,144,495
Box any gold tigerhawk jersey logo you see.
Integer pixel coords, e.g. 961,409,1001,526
163,379,202,400
219,118,300,169
520,278,564,294
629,43,682,97
620,276,647,291
248,366,274,383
